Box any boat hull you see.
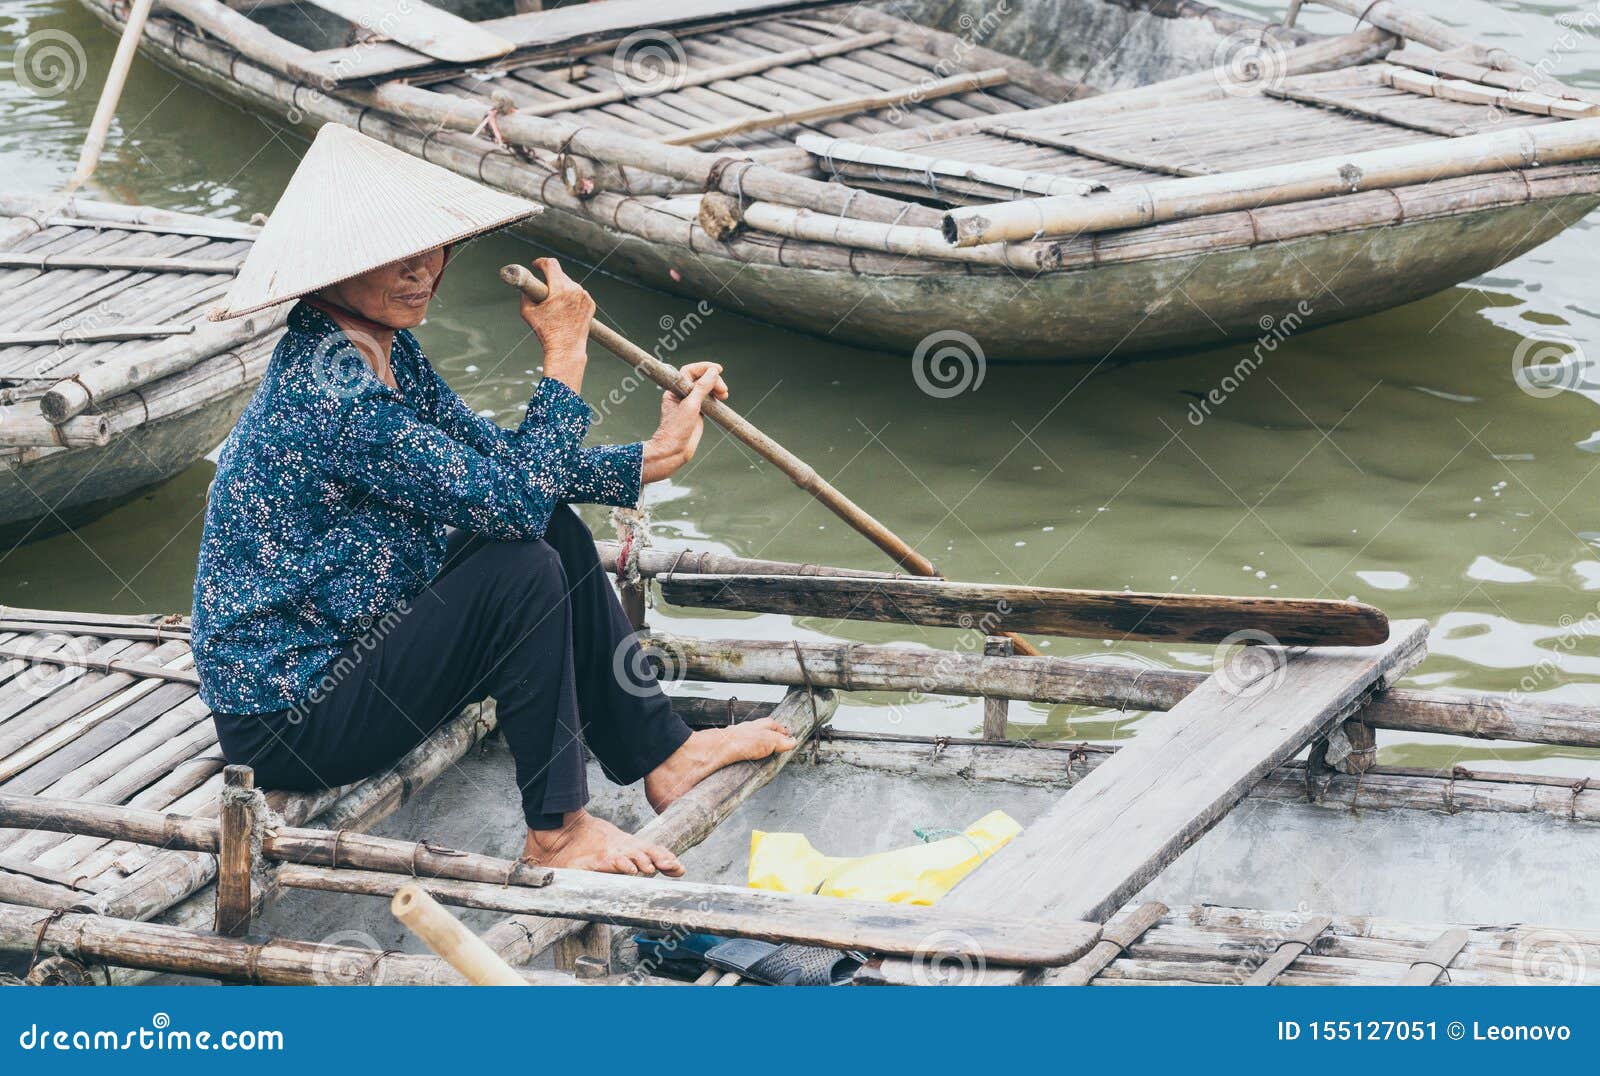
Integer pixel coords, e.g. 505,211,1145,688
0,383,253,543
524,193,1599,361
86,0,1600,362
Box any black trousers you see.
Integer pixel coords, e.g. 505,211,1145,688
211,506,692,828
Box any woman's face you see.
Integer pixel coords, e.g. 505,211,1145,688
319,247,447,329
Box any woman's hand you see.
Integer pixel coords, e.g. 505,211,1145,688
519,258,594,394
642,362,728,484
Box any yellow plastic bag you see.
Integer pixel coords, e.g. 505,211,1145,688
747,810,1021,905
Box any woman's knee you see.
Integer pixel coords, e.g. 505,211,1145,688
470,539,569,605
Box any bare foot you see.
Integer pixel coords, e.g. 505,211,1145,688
644,718,798,814
523,810,684,877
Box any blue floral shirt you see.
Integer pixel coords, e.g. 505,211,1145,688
192,302,642,714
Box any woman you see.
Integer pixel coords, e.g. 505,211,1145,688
192,124,793,877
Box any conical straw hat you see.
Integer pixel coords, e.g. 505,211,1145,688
212,123,540,320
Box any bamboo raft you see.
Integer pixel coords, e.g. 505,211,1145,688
78,0,1600,359
1,532,1598,986
0,194,276,539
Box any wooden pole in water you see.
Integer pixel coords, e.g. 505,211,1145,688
500,262,1041,658
69,0,157,191
391,884,530,987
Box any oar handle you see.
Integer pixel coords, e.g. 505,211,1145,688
501,264,925,568
499,264,1041,657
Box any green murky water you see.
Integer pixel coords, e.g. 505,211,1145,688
2,0,1599,775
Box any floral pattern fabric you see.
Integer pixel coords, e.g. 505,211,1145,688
192,301,641,714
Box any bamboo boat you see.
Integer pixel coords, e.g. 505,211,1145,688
0,194,276,540
1,533,1597,987
77,0,1600,361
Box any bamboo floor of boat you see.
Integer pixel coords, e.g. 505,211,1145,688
0,595,1595,985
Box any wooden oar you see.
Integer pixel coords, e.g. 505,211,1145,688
501,262,1038,658
654,573,1390,647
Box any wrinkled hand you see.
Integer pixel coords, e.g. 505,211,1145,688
642,361,728,484
519,258,594,393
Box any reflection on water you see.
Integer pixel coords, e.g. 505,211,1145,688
2,0,1599,775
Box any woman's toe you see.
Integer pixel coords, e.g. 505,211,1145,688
648,845,683,875
611,853,640,875
629,848,657,875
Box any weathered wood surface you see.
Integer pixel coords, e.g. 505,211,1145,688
952,621,1428,921
1401,928,1470,985
278,863,1100,966
871,620,1428,984
213,765,257,936
656,573,1389,646
303,0,514,64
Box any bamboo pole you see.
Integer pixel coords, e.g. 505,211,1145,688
498,263,1052,649
794,133,1102,198
656,633,1600,750
0,901,612,985
41,312,275,424
69,0,157,192
943,116,1600,246
391,885,530,986
0,252,238,273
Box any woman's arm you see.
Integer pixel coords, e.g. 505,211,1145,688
415,353,645,507
328,377,591,540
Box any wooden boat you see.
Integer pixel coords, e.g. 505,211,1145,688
77,0,1600,360
2,536,1597,986
0,194,277,541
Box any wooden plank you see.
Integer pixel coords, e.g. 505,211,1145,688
1244,914,1332,985
1400,928,1469,985
276,864,1100,967
872,619,1428,984
655,573,1391,646
303,0,513,64
310,0,851,83
663,69,1011,145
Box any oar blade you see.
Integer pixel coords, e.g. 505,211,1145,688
656,574,1389,647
